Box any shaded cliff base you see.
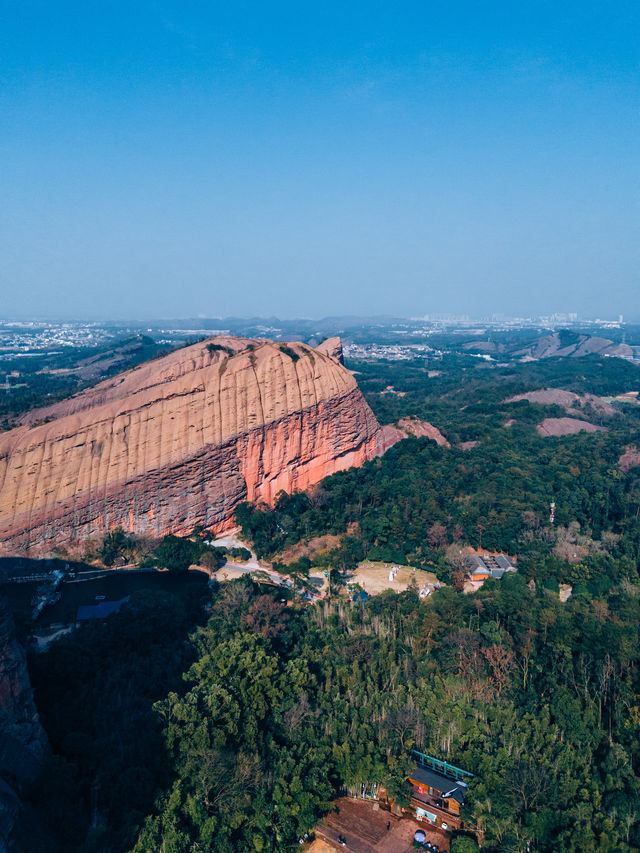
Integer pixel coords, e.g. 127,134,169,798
0,597,48,852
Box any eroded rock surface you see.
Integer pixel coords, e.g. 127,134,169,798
505,388,617,417
536,417,605,437
0,337,385,555
378,418,449,452
314,337,344,364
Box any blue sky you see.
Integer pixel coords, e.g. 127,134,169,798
1,1,638,319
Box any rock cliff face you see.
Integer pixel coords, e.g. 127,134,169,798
0,337,387,555
314,337,344,363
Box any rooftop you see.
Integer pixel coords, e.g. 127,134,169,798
410,767,468,806
464,553,516,579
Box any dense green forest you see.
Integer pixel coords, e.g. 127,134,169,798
17,353,640,852
237,429,640,576
28,572,640,852
354,352,640,434
237,356,640,591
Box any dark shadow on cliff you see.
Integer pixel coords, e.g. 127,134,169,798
0,557,94,579
22,585,208,852
0,596,49,852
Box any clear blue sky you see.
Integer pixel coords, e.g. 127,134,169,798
1,1,638,319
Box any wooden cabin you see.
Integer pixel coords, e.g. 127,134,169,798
407,752,472,834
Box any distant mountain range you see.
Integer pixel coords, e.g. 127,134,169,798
463,330,634,360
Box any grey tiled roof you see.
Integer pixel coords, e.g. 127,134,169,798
410,766,468,805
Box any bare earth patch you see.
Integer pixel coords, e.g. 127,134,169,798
506,388,618,416
619,444,640,472
279,533,342,564
306,840,336,853
313,797,449,853
351,562,438,595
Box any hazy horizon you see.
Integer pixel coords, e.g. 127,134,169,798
1,310,638,326
2,2,638,320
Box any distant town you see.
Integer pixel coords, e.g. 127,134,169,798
0,313,638,362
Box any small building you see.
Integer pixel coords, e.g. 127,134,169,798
408,751,473,835
465,553,516,582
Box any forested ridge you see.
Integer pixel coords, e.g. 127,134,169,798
237,355,640,589
237,428,640,573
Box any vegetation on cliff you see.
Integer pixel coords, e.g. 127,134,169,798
236,427,640,590
236,355,640,594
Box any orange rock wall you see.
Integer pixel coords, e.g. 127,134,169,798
0,337,383,555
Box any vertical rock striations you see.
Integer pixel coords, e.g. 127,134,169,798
0,337,386,555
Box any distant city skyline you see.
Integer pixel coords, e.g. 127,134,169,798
0,311,637,325
2,2,638,320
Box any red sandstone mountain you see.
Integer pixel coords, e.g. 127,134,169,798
314,337,344,363
0,337,389,555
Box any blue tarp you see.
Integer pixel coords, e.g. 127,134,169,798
76,596,130,621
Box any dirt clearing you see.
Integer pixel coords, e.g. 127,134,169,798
351,562,439,595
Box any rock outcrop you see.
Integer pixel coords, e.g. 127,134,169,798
536,417,605,437
0,337,387,555
619,444,640,472
464,332,634,361
505,388,617,417
379,418,449,451
314,337,344,364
